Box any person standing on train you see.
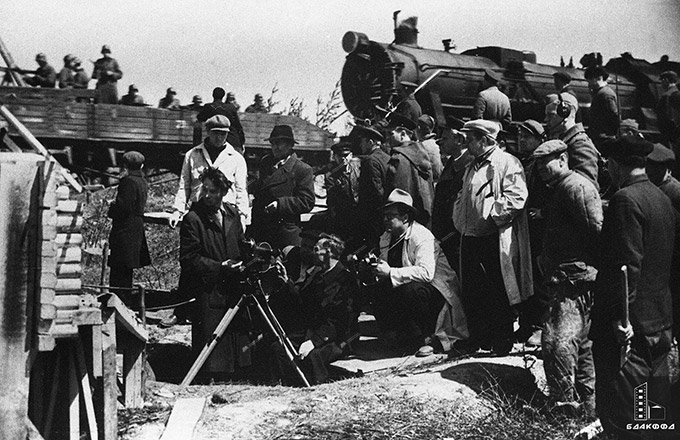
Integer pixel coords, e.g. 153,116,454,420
472,69,512,131
92,45,122,104
584,66,619,145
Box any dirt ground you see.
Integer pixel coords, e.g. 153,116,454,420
120,311,549,440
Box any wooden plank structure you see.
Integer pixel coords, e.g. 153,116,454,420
0,86,334,174
1,105,150,440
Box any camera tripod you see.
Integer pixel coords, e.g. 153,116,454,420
180,273,311,387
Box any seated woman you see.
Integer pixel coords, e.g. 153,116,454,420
272,233,357,385
372,189,469,354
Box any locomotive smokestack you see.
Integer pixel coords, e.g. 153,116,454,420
394,15,418,46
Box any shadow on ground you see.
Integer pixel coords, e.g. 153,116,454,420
440,361,546,406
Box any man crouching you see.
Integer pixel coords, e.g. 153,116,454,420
372,189,468,355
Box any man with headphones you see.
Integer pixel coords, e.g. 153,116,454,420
545,92,601,191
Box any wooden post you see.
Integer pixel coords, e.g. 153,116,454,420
0,35,27,87
67,346,80,440
94,307,117,440
0,153,44,440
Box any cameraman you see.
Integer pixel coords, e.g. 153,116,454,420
178,167,247,380
372,189,468,355
273,234,356,385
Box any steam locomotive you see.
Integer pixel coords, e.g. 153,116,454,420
340,14,680,136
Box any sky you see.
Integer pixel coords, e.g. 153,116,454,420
2,0,679,135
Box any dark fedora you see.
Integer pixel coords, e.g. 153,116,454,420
265,125,298,144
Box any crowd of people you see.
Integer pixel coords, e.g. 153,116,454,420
105,65,680,438
19,48,271,116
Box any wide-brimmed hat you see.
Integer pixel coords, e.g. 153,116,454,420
584,66,609,81
381,188,417,214
265,125,298,144
484,68,502,83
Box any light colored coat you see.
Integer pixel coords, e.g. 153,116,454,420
173,142,250,226
379,221,469,350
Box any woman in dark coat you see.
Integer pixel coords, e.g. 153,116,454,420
108,151,150,299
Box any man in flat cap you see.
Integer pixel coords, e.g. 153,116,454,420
170,115,249,230
384,112,435,227
322,138,361,241
92,45,122,104
245,93,268,113
657,70,680,146
107,151,150,303
472,68,512,131
25,53,56,88
584,66,619,143
197,87,246,153
158,87,181,110
533,139,602,417
544,93,601,191
591,136,678,438
352,122,390,250
618,118,641,138
119,84,146,106
395,81,422,123
453,119,532,355
249,125,315,249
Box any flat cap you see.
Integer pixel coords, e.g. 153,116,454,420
619,118,639,130
349,123,384,142
660,71,678,82
205,115,231,131
386,112,418,131
584,65,609,80
553,71,572,83
532,139,568,158
518,119,545,138
400,81,418,89
484,68,502,83
647,143,675,164
460,119,500,140
600,135,653,159
122,151,145,170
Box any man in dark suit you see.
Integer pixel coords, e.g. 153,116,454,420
249,125,315,249
107,151,150,303
197,87,246,153
591,136,678,439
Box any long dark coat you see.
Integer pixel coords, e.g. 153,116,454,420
107,170,150,269
179,199,246,374
386,142,435,227
249,153,315,249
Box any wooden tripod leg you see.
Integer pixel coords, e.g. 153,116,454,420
180,295,246,387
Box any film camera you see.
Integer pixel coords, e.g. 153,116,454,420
240,239,280,276
346,248,381,286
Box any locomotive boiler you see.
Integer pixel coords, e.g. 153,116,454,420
341,14,678,135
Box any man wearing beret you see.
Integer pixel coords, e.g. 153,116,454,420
171,115,249,228
352,122,390,250
453,119,532,355
472,69,512,131
384,112,435,227
249,125,315,249
591,136,678,438
533,139,602,417
107,151,150,303
584,66,619,143
545,93,601,191
395,81,422,123
657,71,680,146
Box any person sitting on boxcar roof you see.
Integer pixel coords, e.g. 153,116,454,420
158,87,181,110
245,93,268,113
226,92,240,112
472,68,512,131
71,57,90,90
25,53,57,88
119,84,146,106
57,54,75,89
